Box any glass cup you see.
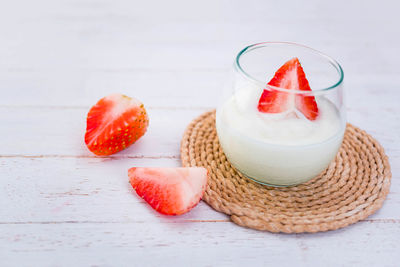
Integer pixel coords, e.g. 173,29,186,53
216,42,345,186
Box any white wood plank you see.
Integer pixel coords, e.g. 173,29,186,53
0,157,398,223
1,70,399,109
0,157,227,223
0,69,225,108
0,107,208,157
0,221,398,267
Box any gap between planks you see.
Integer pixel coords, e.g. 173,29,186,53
0,219,230,225
0,154,179,159
0,219,398,225
0,105,213,111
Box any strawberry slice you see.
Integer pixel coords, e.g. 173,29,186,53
257,57,319,120
85,94,149,156
294,61,319,120
128,167,208,215
257,58,298,113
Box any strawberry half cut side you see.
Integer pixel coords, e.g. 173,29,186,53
257,57,319,120
85,94,149,156
128,167,208,216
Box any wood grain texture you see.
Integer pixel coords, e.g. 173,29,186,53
0,222,398,267
0,0,399,266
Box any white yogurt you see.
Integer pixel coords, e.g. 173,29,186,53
216,86,345,186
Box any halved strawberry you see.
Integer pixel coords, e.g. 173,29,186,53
128,167,208,215
257,57,319,120
85,94,149,155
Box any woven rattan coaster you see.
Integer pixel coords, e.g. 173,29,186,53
181,110,391,233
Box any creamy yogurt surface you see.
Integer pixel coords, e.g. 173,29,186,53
220,86,343,145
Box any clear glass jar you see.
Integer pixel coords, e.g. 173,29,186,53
216,42,345,186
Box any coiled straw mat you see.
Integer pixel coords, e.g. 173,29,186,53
180,110,391,233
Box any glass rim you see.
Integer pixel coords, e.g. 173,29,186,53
235,41,344,94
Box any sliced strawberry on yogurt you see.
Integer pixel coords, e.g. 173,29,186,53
257,58,297,114
294,60,319,120
257,57,319,120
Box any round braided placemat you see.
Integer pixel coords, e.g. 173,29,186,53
180,110,391,233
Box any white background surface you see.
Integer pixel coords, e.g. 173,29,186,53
1,0,399,266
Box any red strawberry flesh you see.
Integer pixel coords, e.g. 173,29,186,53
295,61,319,120
128,167,208,215
85,94,149,155
257,57,319,120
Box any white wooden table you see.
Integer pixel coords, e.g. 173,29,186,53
1,0,399,266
